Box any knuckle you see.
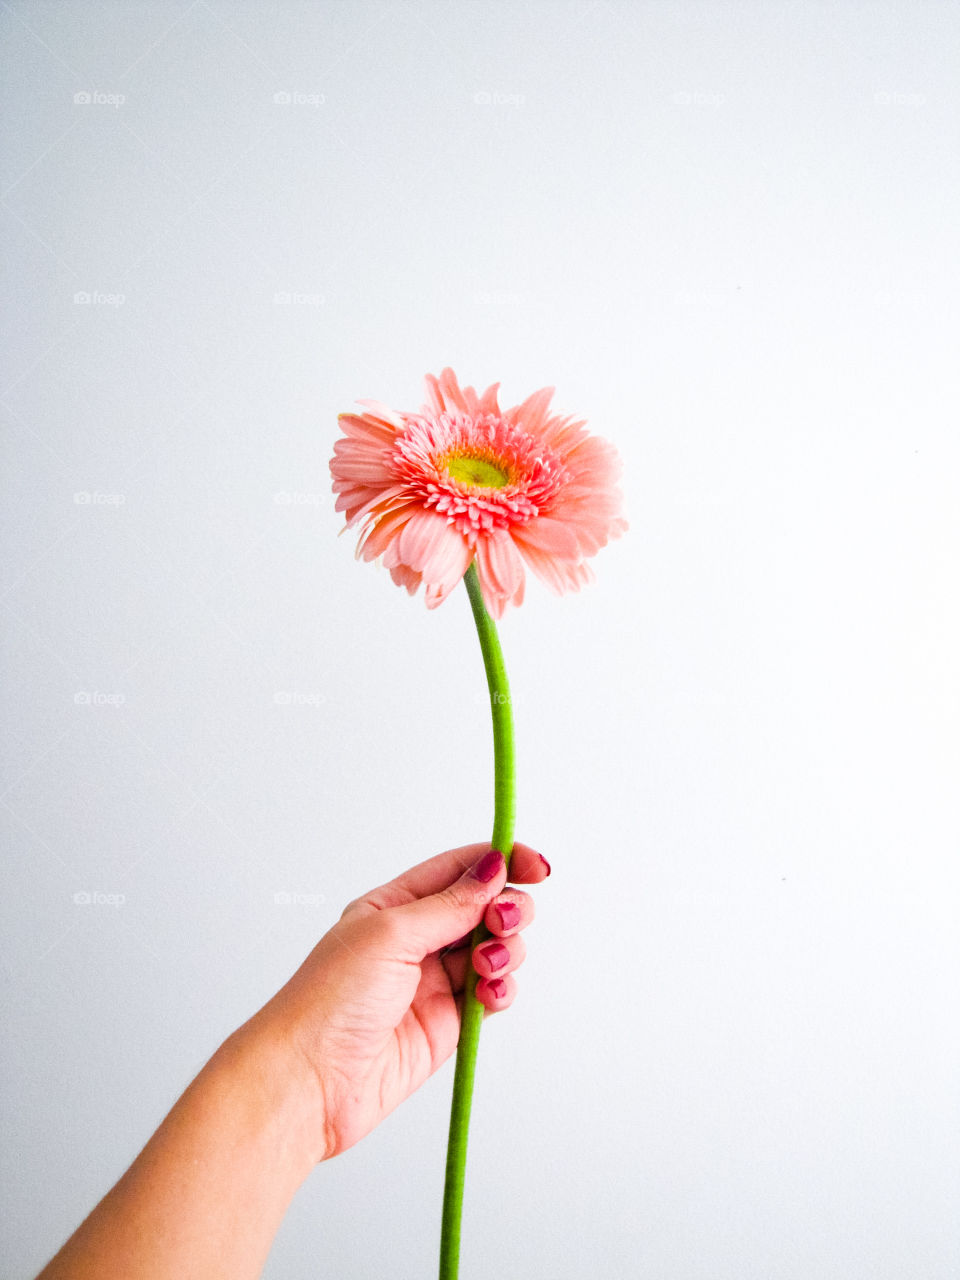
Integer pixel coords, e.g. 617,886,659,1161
441,881,483,914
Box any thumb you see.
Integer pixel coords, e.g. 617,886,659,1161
389,850,506,959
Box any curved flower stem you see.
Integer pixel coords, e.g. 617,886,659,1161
439,562,516,1280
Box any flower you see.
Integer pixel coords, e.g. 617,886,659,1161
330,367,627,617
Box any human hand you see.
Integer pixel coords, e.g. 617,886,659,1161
34,844,547,1280
246,842,548,1164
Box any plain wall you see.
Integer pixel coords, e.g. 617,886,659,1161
2,2,958,1277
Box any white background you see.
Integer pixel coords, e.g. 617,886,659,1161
2,3,959,1277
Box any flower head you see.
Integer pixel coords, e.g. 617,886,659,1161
330,368,627,617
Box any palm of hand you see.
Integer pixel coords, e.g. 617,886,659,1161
256,842,543,1164
279,909,468,1159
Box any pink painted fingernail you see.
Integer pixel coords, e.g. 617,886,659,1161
485,977,508,1000
471,850,504,883
495,901,521,931
479,941,510,972
538,854,552,876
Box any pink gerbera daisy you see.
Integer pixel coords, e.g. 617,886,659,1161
330,367,627,618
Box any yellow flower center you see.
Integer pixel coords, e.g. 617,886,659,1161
444,453,510,489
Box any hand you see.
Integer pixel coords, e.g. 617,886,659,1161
248,841,549,1163
35,843,548,1280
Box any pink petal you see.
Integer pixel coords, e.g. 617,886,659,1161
507,384,554,436
458,382,481,416
334,479,411,526
540,414,588,453
423,529,473,605
397,510,459,575
512,516,580,560
478,580,507,619
329,458,392,483
356,505,417,562
336,412,397,445
512,537,567,595
354,400,404,429
478,381,501,414
476,531,524,598
438,367,470,414
333,486,380,522
390,563,422,594
422,373,446,416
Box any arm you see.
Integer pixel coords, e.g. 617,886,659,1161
38,1025,321,1280
37,842,548,1278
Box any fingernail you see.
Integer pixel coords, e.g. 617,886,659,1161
479,941,510,972
538,853,551,876
495,901,521,931
485,977,508,1000
471,850,504,883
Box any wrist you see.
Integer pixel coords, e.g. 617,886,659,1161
218,1010,333,1172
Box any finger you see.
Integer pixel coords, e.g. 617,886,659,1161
484,889,535,937
504,842,551,885
439,929,474,954
388,850,507,959
439,944,470,994
435,952,518,1007
472,932,526,981
344,842,502,914
475,973,517,1011
344,840,549,916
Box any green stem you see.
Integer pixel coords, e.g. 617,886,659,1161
439,562,516,1280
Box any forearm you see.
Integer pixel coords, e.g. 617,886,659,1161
37,1020,324,1280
